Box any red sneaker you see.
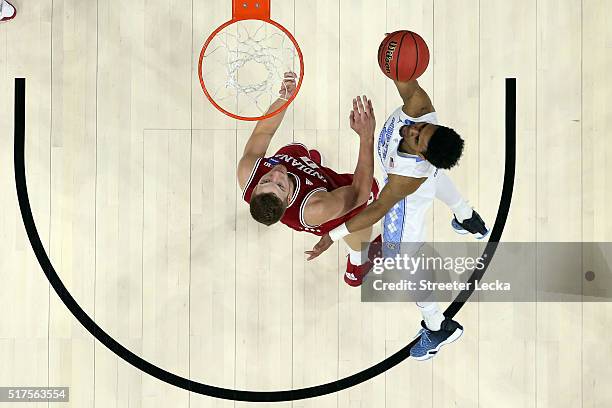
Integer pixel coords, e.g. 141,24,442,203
0,1,17,22
344,235,383,287
368,234,383,261
344,257,373,287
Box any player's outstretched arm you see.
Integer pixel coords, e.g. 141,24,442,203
345,174,425,232
394,79,420,103
237,72,297,188
301,96,376,226
305,174,426,260
394,79,435,117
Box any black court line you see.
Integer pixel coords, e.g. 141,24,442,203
445,78,516,318
14,77,515,402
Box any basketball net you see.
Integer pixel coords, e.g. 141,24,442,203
201,20,300,117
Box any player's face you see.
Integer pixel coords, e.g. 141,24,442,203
254,165,291,202
400,122,439,157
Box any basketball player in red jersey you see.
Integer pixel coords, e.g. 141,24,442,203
237,72,381,287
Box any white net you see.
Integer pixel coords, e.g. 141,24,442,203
201,20,301,118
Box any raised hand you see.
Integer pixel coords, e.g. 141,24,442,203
350,95,376,140
279,71,298,101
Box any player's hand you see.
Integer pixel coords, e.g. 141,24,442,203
350,95,376,140
279,72,297,100
305,234,333,261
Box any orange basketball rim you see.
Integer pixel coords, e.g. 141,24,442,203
198,0,305,121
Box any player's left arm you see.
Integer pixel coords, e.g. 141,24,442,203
305,174,426,260
345,174,425,231
237,72,297,189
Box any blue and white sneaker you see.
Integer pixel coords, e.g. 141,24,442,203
451,210,489,239
410,319,464,361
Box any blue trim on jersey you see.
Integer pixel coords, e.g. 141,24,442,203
377,118,395,163
383,189,406,244
378,114,425,166
397,151,426,162
383,198,405,259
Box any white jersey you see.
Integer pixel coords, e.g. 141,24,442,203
377,107,441,244
377,106,439,178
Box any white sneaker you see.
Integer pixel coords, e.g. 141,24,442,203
1,1,17,22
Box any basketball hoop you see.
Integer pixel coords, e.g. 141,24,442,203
198,0,304,121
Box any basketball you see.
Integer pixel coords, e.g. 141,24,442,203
377,30,430,82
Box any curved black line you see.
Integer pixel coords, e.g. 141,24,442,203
445,78,516,318
14,77,515,402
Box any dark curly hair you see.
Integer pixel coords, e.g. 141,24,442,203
249,192,287,226
423,126,465,169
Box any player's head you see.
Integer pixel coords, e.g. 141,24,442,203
249,165,293,226
400,122,464,169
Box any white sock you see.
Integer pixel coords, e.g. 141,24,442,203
434,171,473,222
451,200,473,223
347,230,377,265
348,246,367,265
417,302,445,331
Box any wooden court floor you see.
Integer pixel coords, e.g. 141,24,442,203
1,0,611,407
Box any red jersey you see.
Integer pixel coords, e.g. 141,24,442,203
242,143,379,236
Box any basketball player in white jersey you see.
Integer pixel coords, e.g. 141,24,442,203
306,77,489,361
0,0,17,22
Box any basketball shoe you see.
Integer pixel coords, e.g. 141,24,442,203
451,210,489,239
344,234,382,287
410,318,464,361
0,1,17,22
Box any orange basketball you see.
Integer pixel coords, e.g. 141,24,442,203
377,30,430,82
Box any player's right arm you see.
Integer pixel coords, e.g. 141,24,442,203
237,72,297,189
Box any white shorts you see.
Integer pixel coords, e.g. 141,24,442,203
382,169,439,244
